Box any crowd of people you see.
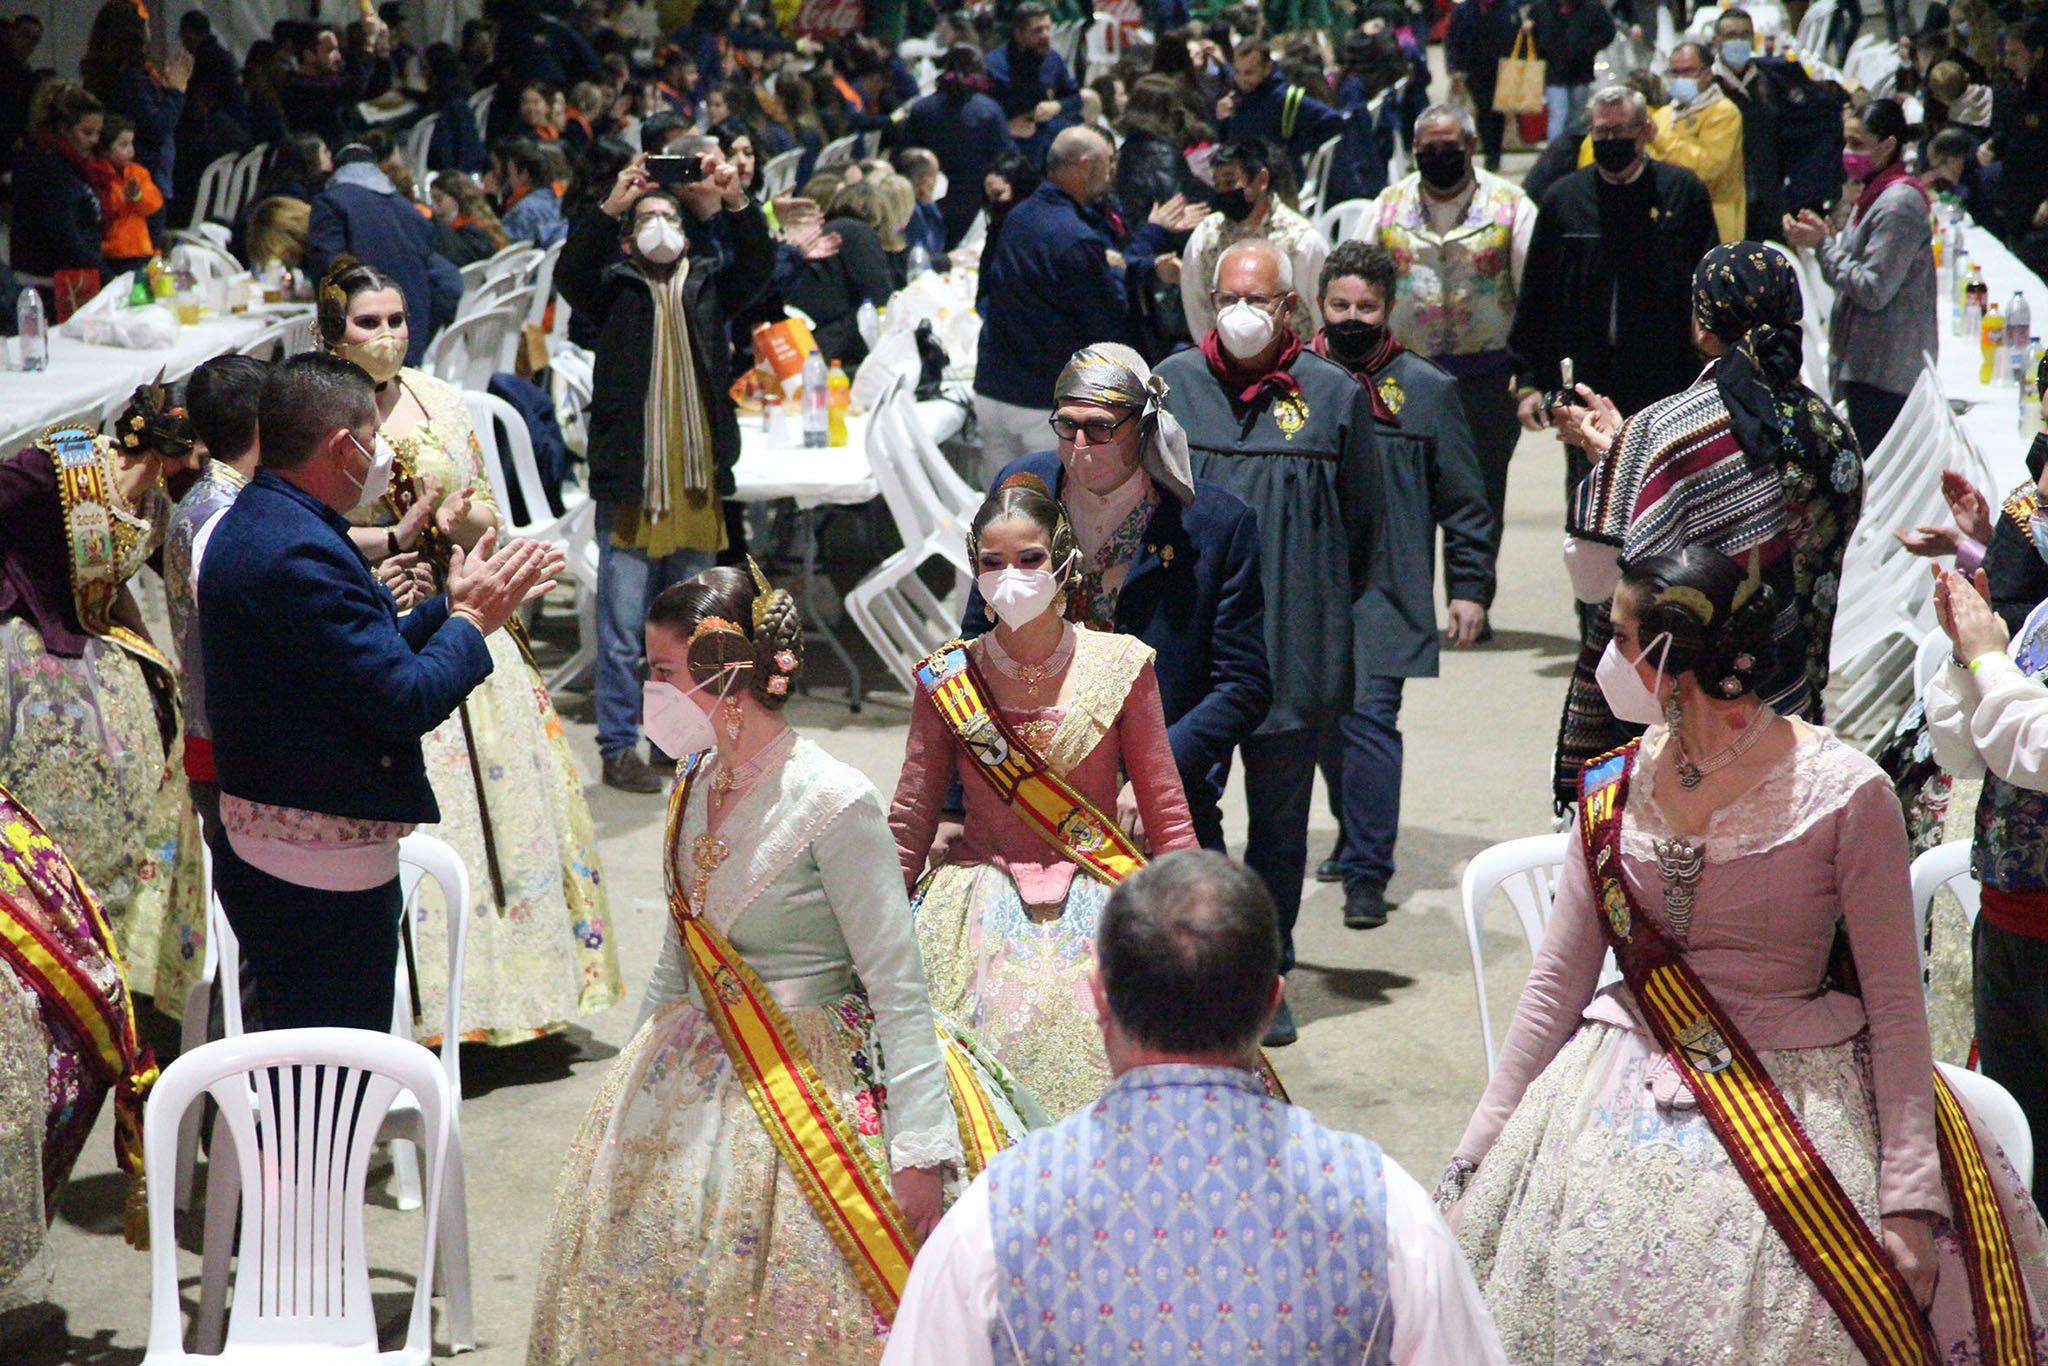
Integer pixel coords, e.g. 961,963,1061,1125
5,0,2048,1358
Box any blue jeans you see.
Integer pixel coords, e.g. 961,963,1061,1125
1545,83,1590,141
1317,677,1405,894
1224,728,1320,975
594,501,716,759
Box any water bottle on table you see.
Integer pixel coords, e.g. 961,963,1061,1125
801,349,829,449
17,287,47,372
2008,292,2032,385
909,244,931,277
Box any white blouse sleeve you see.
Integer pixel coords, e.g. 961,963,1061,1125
1383,1156,1511,1365
812,790,963,1173
632,917,691,1038
880,1174,999,1366
1929,654,2048,790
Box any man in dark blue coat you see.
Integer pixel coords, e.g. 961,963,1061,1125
974,125,1132,480
201,354,563,1032
984,4,1080,148
956,344,1272,855
1219,38,1346,178
307,142,463,366
898,45,1017,249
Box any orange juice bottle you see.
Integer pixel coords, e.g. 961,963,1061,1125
826,360,851,447
1981,304,2003,385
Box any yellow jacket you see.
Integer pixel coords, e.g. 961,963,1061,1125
1578,94,1745,244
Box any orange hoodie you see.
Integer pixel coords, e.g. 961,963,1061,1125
100,161,164,262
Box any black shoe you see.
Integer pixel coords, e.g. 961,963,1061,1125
1315,856,1344,883
1344,883,1390,930
1262,998,1298,1048
602,751,665,794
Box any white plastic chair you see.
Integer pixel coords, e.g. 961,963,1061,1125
815,134,861,173
143,1028,452,1364
183,152,238,229
172,837,220,1211
523,240,563,330
762,147,804,199
467,85,494,121
1911,628,1952,701
1459,834,1570,1076
1938,1061,2035,1189
1909,839,1979,973
403,113,440,189
224,143,269,220
424,304,520,390
1298,135,1343,219
845,377,973,683
1314,198,1374,246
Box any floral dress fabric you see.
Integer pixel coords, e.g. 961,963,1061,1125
0,787,127,1312
348,369,618,1042
527,736,1034,1364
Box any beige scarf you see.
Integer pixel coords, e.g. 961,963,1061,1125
642,260,715,520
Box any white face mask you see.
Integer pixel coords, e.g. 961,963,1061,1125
977,553,1072,630
635,215,687,264
338,332,407,384
345,431,396,506
642,678,716,757
931,171,949,201
1595,632,1673,726
1216,300,1279,360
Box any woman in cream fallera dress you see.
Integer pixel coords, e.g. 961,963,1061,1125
349,367,619,1041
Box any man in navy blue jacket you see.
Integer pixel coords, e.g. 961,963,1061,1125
201,353,563,1032
973,125,1132,480
307,141,464,366
984,4,1080,146
1219,38,1346,178
956,344,1271,854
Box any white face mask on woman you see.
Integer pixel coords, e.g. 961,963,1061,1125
642,677,717,756
977,553,1074,630
1216,300,1279,360
1595,632,1673,726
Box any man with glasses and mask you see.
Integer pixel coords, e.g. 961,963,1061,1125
559,145,774,792
200,352,564,1032
1580,41,1743,244
1510,84,1717,498
1360,102,1535,556
941,344,1271,862
1167,137,1328,346
1154,238,1379,1047
1308,241,1494,929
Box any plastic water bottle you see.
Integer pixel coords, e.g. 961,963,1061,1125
908,243,932,277
17,286,47,372
801,350,829,449
2007,292,2032,385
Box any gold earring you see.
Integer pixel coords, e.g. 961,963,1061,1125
723,691,743,741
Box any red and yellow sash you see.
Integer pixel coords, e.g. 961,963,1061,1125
0,784,157,1247
913,640,1290,1102
1580,742,2039,1364
663,756,1013,1322
914,641,1145,885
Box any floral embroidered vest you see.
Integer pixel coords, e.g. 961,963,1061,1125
988,1063,1392,1361
1973,595,2048,893
1374,172,1523,365
162,460,246,746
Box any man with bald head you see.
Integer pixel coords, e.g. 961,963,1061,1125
973,124,1136,478
1154,238,1380,1047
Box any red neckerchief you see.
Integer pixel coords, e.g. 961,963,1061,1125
1309,328,1407,423
1852,158,1926,222
38,129,113,197
1200,327,1305,405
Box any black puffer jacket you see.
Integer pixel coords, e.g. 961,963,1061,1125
1527,0,1617,87
557,200,775,507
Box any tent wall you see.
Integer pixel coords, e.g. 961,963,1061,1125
21,0,481,81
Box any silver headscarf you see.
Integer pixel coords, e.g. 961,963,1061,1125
1051,343,1195,506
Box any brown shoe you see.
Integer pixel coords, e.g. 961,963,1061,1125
602,751,664,794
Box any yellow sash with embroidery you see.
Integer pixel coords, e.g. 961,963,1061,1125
662,756,1013,1322
0,784,158,1247
913,641,1145,883
1580,742,2039,1365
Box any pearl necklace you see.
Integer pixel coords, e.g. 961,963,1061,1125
1673,703,1775,789
982,622,1077,700
709,728,796,811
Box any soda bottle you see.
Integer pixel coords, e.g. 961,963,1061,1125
2007,292,2032,385
826,359,851,447
1980,303,2002,385
801,350,829,449
17,286,47,372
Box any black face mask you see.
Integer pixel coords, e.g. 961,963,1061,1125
1324,317,1386,363
1415,145,1469,191
1591,137,1640,176
1214,187,1256,222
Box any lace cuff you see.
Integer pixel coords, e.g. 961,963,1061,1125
1432,1156,1477,1212
889,1120,964,1173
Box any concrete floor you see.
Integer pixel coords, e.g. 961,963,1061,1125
14,416,1581,1362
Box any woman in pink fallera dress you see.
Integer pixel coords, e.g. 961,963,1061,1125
890,476,1197,1118
1440,546,2048,1363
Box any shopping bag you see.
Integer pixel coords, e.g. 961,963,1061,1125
1495,30,1548,115
751,314,821,404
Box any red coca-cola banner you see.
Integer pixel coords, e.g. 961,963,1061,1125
794,0,864,37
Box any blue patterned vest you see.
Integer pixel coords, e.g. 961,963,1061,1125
1972,595,2048,893
162,459,247,751
987,1063,1392,1362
